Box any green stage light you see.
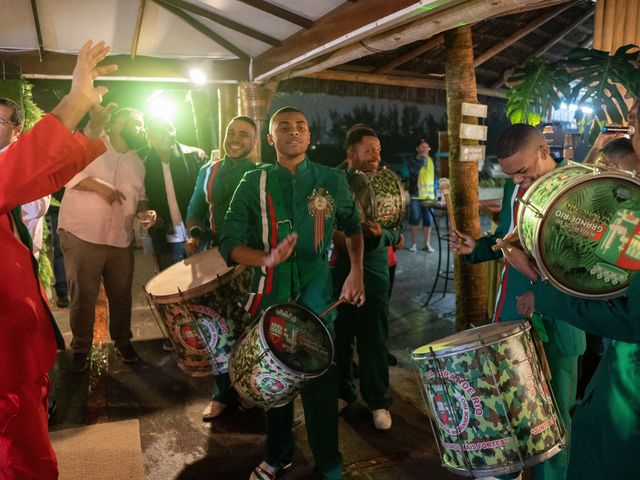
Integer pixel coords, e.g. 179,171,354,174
147,90,176,122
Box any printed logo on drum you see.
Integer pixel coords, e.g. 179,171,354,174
426,370,483,436
251,373,288,398
188,305,229,335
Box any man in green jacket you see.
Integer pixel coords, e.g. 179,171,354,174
186,116,258,421
450,124,585,480
332,124,402,431
219,107,365,480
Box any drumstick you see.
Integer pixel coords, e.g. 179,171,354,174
319,298,346,318
530,320,553,381
491,230,521,252
438,178,457,232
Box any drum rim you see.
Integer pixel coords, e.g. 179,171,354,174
258,302,334,377
349,167,406,229
145,263,247,304
518,164,639,299
411,321,529,359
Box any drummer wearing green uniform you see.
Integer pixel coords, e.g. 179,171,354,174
219,107,365,480
332,125,402,431
186,116,258,421
449,124,585,480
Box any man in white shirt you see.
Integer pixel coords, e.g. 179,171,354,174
59,106,153,373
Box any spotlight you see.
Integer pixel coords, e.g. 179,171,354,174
147,90,176,122
189,69,207,85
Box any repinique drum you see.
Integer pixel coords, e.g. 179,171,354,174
412,322,564,477
518,163,640,299
349,168,406,229
145,248,251,377
229,303,334,409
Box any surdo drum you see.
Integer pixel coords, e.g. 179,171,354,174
145,248,251,376
412,322,564,477
518,163,640,299
348,167,406,229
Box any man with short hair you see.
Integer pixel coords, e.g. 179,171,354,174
59,106,153,372
449,124,585,480
332,124,402,431
0,40,115,480
186,115,258,421
220,107,364,480
142,116,205,271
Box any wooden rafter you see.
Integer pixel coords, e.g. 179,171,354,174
473,3,573,68
151,0,250,61
374,34,444,74
236,0,313,29
304,69,507,99
29,0,45,61
158,0,280,46
131,0,146,60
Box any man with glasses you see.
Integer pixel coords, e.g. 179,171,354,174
448,124,585,480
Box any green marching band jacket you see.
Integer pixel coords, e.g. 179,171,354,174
219,157,361,321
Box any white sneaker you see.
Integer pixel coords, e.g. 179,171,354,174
372,409,392,430
423,244,435,252
409,244,417,252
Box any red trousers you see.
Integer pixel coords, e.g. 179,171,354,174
0,374,57,479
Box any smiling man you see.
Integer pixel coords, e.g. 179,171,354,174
219,107,364,480
449,123,585,480
186,115,258,421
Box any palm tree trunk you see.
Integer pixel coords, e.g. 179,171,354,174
444,26,488,330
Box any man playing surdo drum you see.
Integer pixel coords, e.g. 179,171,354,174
449,124,585,480
219,107,364,480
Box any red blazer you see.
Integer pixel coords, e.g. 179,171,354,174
0,114,105,392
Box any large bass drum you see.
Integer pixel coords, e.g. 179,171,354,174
349,167,406,229
518,163,640,299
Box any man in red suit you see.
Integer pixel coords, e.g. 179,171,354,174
0,41,116,479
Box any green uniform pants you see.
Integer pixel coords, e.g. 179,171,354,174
211,373,236,404
265,365,342,479
334,293,392,410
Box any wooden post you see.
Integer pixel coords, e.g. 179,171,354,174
218,84,238,159
444,26,487,331
238,82,277,163
190,87,215,158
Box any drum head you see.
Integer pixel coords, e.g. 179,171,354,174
412,322,527,358
537,174,640,297
145,248,236,300
262,304,333,375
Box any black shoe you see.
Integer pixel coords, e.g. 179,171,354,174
116,344,140,364
56,296,69,308
162,338,174,352
388,353,398,366
70,353,88,373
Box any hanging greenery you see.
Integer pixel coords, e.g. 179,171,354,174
506,44,640,142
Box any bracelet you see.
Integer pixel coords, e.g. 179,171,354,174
189,225,203,238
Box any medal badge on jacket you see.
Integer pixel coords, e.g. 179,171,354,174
308,187,334,252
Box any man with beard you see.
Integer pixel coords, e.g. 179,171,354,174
449,123,585,480
186,116,258,421
142,116,205,271
332,125,402,431
59,107,154,373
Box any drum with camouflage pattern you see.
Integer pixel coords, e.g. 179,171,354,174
412,322,564,477
229,303,333,409
145,248,251,377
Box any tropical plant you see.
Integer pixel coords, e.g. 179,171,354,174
506,44,640,142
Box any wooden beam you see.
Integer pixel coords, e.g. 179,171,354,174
374,34,444,74
29,0,45,61
158,0,280,46
286,0,573,82
254,0,419,80
236,0,313,29
473,3,573,68
131,0,146,60
151,0,250,61
0,51,248,81
304,69,507,99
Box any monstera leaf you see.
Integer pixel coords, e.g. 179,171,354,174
506,57,569,125
565,44,640,141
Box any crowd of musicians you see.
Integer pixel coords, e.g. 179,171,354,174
1,41,638,480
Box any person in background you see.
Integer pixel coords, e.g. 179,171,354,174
186,116,258,421
0,40,116,480
142,116,205,271
407,138,437,252
59,106,154,373
46,189,69,307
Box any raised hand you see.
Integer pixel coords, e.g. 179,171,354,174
70,41,117,106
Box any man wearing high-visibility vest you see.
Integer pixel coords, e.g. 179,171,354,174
407,138,437,252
